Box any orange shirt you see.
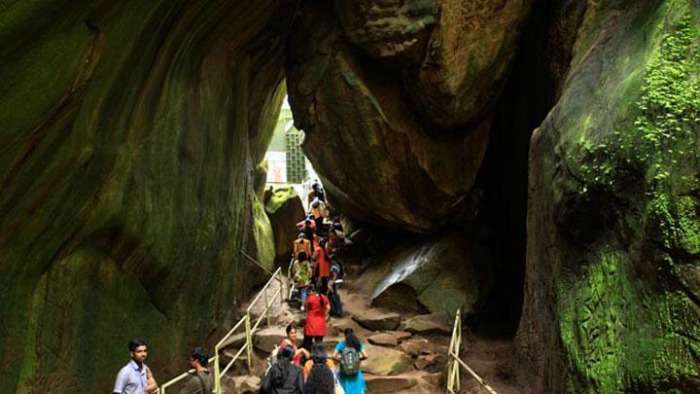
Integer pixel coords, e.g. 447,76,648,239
303,358,336,382
294,239,312,258
314,245,330,278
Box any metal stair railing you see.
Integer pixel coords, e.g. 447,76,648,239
446,309,498,394
156,265,284,394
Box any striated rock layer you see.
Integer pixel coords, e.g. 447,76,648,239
0,1,294,392
517,1,700,391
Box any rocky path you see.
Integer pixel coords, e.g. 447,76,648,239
220,276,522,393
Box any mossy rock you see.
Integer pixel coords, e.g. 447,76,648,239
264,186,305,268
517,1,700,391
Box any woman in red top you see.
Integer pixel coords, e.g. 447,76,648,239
303,283,330,351
313,239,331,290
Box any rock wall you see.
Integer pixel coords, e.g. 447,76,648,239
286,0,531,233
517,0,700,391
0,1,293,392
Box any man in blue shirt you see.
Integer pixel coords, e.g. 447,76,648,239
113,338,158,394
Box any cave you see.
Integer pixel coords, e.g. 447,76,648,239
1,1,699,393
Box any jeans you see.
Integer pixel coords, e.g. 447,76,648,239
300,287,308,306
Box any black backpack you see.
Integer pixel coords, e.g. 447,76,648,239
339,347,360,376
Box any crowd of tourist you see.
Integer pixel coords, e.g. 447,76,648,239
261,181,367,394
111,182,367,394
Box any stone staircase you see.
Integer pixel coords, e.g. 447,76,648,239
218,277,456,393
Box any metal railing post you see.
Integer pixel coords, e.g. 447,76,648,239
245,312,253,371
279,271,285,306
265,286,270,327
214,343,222,394
455,309,461,391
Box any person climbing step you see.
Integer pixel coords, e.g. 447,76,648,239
302,283,330,352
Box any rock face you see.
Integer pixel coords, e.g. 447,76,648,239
358,232,492,317
286,1,531,232
0,1,292,392
516,1,700,392
264,186,306,268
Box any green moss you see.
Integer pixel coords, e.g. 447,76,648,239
558,2,700,390
559,250,700,392
265,186,300,214
252,194,275,271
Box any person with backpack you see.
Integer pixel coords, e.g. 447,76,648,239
294,232,312,259
292,255,313,311
303,343,337,394
261,346,304,394
179,347,213,394
333,329,367,394
302,283,330,352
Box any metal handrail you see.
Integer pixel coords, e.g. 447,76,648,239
446,309,498,394
157,266,285,394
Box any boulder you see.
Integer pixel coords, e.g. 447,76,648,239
218,332,247,351
403,0,531,130
402,315,451,335
264,186,305,267
420,372,444,387
365,375,418,393
253,326,287,353
352,310,402,331
367,332,399,347
394,331,413,342
362,344,413,376
359,232,492,318
414,354,446,372
399,338,431,357
286,1,494,233
231,375,261,394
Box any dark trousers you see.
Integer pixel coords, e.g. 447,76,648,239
302,335,324,352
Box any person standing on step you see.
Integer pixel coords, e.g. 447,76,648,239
260,346,305,394
113,338,158,394
297,215,317,247
303,343,337,394
179,347,213,394
333,329,368,394
307,181,326,206
312,238,331,293
293,232,312,260
279,324,310,366
293,253,312,311
302,283,330,352
328,260,343,318
310,198,326,236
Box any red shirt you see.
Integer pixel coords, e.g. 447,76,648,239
278,338,302,365
314,245,330,278
304,293,329,336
